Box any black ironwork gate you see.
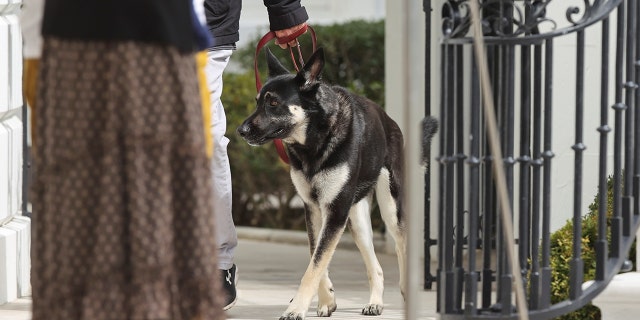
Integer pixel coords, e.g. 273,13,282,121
427,0,640,318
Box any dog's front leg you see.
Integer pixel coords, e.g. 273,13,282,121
304,204,338,317
280,211,348,320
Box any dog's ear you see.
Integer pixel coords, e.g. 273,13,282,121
296,47,324,90
266,48,290,77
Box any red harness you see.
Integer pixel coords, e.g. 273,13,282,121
253,25,317,165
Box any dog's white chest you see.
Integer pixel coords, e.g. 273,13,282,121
290,164,350,206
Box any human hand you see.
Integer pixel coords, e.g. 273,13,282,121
274,23,307,49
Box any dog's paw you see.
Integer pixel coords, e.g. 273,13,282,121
362,303,384,316
316,302,337,317
279,312,305,320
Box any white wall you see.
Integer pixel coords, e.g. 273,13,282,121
543,3,618,232
0,0,31,304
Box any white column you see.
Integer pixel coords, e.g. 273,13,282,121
386,0,432,318
0,0,31,305
385,0,441,261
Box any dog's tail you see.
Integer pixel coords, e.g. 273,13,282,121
421,116,439,167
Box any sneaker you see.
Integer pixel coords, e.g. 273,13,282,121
221,264,238,311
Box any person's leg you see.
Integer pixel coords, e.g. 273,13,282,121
204,49,237,271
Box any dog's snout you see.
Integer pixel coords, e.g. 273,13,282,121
237,123,251,137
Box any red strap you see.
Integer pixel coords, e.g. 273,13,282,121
274,139,289,164
254,31,277,92
253,25,317,165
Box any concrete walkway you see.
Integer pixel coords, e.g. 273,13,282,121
0,228,439,320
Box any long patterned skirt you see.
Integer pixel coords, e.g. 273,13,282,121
31,38,224,320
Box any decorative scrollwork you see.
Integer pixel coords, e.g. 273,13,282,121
441,0,620,43
566,0,608,25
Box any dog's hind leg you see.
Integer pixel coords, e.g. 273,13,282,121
348,194,385,316
305,204,337,317
376,167,408,300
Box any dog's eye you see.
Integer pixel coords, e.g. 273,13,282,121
263,92,279,108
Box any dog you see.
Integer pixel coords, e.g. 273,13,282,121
237,47,438,319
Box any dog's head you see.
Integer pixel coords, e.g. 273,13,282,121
237,47,325,146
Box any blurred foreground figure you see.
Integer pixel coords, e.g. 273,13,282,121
31,1,224,319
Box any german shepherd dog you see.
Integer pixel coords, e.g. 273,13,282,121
237,48,438,319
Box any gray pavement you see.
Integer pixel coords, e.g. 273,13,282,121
0,228,438,320
0,297,29,320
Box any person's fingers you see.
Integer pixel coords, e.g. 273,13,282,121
275,42,289,49
274,23,307,49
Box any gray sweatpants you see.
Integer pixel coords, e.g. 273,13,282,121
204,49,237,270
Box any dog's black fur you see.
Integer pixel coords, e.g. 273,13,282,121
238,48,438,319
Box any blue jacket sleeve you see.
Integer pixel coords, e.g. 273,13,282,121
263,0,309,31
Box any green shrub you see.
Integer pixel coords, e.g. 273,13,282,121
549,175,637,320
549,214,601,319
221,20,385,230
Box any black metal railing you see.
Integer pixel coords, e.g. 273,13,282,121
426,0,640,319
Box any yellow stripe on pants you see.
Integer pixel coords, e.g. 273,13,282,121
196,51,213,158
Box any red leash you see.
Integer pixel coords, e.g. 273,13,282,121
254,24,317,164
